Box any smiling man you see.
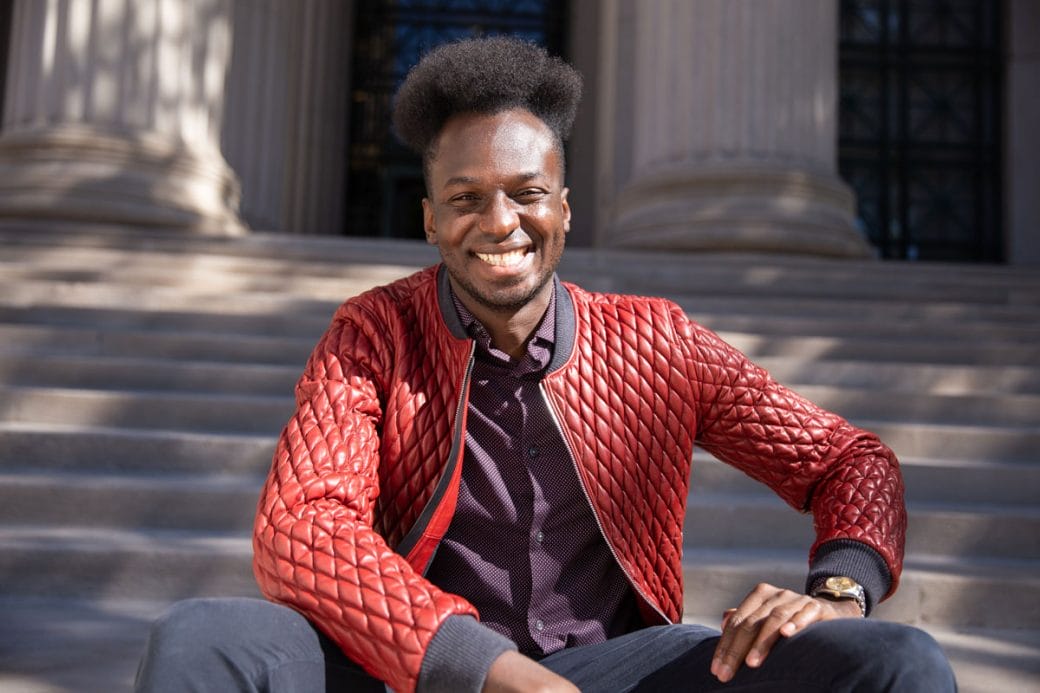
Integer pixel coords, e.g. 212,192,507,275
136,37,955,693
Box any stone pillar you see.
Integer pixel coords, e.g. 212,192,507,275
605,0,871,256
221,0,352,234
0,0,244,234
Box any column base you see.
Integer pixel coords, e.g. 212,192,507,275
607,163,873,258
0,125,246,235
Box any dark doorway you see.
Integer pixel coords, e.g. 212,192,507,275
839,0,1004,262
0,0,13,129
344,0,567,239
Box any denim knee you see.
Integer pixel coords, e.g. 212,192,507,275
135,597,330,692
145,598,258,660
878,624,957,691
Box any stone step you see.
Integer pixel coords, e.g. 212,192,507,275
788,384,1040,428
5,285,1037,348
0,277,359,314
672,293,1040,325
6,259,1040,325
857,420,1039,463
6,223,1038,303
720,330,1040,366
0,323,314,364
5,259,1038,325
4,374,1035,428
1,525,1033,630
0,526,258,601
0,422,276,474
0,222,441,272
680,549,1040,629
3,468,1032,564
3,385,1037,457
3,448,1027,547
920,626,1040,693
0,386,294,434
0,249,424,292
0,304,331,338
0,353,300,395
0,471,261,531
755,357,1040,396
558,252,1040,303
3,319,1034,371
1,595,1036,693
692,454,1040,506
5,351,1039,404
4,423,1031,510
689,311,1040,344
682,493,1040,560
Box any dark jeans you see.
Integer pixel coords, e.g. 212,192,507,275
135,597,956,692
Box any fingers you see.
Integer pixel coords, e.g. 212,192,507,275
711,583,836,683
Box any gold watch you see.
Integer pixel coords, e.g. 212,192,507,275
811,576,867,616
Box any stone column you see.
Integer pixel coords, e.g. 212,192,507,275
605,0,870,256
0,0,244,234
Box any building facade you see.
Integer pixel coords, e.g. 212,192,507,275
0,0,1036,264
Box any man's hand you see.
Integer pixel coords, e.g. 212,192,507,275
482,650,580,693
710,582,863,683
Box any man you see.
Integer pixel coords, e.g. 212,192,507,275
137,37,954,692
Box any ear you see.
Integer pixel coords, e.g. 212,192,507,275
422,198,437,245
561,187,571,234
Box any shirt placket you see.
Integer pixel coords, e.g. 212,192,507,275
519,375,552,645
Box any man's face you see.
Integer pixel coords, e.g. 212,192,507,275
422,109,570,315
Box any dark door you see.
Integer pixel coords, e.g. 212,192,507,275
344,0,567,239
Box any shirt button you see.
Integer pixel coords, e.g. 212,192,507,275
527,445,540,459
535,530,544,543
535,619,545,632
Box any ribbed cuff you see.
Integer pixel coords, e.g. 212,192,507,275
805,539,892,616
417,616,517,693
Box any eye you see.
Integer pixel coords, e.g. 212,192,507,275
515,188,547,202
448,193,480,206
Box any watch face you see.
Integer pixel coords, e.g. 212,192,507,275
827,576,856,591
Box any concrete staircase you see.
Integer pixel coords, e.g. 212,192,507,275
1,223,1037,691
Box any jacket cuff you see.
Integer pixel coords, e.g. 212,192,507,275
417,615,517,693
806,539,892,616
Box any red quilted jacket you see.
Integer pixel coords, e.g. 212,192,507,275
253,265,906,692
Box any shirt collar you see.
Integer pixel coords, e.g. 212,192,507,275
449,280,557,371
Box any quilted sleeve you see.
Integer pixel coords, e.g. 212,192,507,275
674,307,906,599
252,303,478,693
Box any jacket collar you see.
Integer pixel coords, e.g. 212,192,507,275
435,264,575,373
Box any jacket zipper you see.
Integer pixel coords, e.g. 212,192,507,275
538,382,672,625
402,341,476,570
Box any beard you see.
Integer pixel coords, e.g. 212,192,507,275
447,264,554,314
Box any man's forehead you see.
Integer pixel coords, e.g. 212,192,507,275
428,110,561,177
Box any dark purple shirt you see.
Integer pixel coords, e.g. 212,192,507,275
424,283,637,658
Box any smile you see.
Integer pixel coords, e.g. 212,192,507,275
474,249,531,267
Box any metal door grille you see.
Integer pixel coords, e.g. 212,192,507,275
839,0,1003,261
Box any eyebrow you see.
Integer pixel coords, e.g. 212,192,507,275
441,172,543,189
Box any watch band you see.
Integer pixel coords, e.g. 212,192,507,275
810,575,867,617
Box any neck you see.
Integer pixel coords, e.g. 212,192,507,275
453,281,553,360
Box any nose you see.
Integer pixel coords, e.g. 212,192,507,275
478,192,520,238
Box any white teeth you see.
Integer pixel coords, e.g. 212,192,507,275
476,249,529,267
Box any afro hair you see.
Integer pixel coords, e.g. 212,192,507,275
391,36,583,158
